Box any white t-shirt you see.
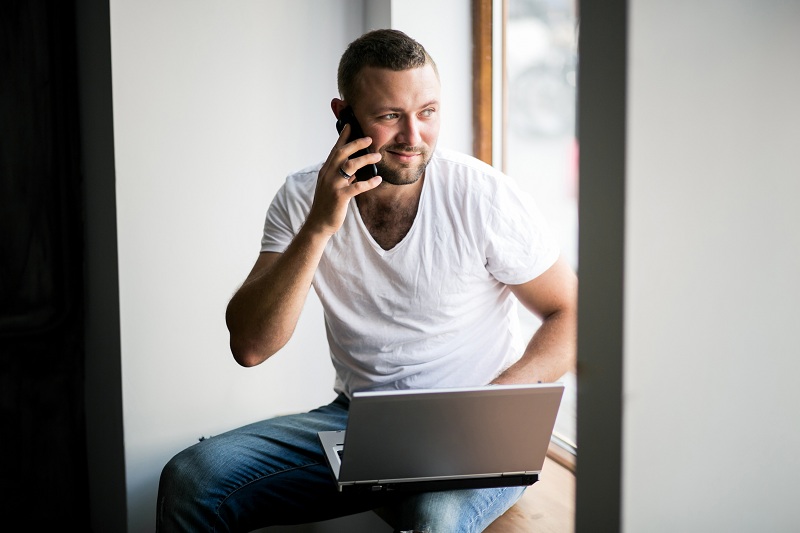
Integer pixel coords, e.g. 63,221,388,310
261,147,559,397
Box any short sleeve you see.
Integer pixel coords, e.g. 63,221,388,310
260,166,319,253
483,175,560,285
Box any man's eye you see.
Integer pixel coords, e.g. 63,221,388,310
382,113,399,120
420,109,435,117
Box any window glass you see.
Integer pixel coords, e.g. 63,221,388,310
505,0,578,451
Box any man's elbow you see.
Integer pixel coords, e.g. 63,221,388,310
226,312,282,366
229,338,278,367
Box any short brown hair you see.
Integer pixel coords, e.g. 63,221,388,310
337,29,439,105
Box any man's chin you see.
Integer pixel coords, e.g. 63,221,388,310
377,164,427,186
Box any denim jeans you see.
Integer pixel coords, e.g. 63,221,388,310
156,394,526,532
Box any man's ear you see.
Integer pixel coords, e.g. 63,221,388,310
331,98,347,119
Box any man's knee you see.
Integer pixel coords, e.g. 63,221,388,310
160,444,207,491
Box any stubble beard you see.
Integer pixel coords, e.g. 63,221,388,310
375,146,432,186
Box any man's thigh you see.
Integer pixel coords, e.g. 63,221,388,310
208,395,397,526
159,395,396,531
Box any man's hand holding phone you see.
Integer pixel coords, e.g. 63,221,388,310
306,117,382,239
336,106,379,182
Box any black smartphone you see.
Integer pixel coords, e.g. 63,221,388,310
335,106,378,181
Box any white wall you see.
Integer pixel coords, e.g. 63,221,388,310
623,1,800,531
100,1,470,531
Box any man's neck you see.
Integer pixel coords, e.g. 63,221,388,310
356,176,424,250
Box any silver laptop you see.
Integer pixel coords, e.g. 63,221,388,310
317,382,564,493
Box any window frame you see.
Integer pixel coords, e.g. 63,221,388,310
471,0,496,166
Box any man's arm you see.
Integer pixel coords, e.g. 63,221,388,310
491,254,578,384
225,234,327,367
225,125,382,367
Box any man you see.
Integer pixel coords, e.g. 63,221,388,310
157,29,577,532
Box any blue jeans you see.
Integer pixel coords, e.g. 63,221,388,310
157,394,526,532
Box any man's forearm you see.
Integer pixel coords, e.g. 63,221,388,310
491,308,577,385
226,226,331,366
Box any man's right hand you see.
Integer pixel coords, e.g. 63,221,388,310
304,123,382,238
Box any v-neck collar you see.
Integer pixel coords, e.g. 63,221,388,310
350,173,430,257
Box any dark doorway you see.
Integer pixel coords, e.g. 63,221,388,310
1,0,91,527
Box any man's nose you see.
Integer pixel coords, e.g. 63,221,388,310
397,116,422,146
